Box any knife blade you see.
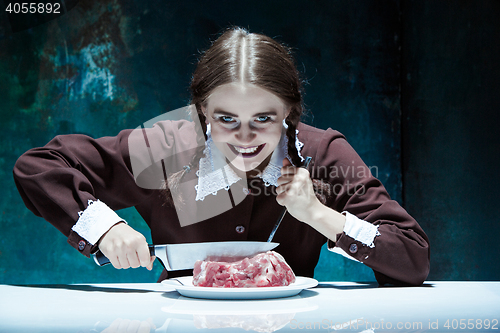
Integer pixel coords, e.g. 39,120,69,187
92,241,279,270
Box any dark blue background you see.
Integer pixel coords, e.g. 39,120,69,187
0,0,498,283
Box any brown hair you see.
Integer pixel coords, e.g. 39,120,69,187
191,27,304,165
164,27,329,205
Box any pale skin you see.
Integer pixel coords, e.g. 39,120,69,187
98,82,345,270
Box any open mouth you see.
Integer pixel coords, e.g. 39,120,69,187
228,143,266,158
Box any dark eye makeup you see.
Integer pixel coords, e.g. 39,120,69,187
211,109,279,128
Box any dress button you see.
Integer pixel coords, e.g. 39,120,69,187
235,225,245,234
243,188,250,195
78,240,86,251
349,243,358,254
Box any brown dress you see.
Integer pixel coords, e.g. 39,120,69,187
13,121,430,285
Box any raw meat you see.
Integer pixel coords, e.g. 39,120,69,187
193,251,296,288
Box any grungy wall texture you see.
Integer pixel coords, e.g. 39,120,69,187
401,0,500,280
0,0,498,284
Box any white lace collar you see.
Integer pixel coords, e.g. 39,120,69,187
194,125,304,201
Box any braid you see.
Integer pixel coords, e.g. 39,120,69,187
284,109,303,167
161,110,207,207
284,107,332,205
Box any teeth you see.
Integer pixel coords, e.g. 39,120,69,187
234,145,259,154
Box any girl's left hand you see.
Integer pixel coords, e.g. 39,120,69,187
276,158,320,223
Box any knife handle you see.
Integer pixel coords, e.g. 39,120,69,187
92,246,155,266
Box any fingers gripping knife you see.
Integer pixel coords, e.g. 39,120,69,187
92,241,279,270
267,156,313,242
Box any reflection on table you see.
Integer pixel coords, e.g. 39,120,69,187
1,281,499,332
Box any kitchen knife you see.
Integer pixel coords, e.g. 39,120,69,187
92,241,279,270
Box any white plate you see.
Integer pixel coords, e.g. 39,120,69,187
161,276,318,300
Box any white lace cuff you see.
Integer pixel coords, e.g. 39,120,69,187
71,200,126,245
327,212,380,261
342,211,380,248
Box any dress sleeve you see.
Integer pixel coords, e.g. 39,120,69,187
13,129,152,257
314,129,430,286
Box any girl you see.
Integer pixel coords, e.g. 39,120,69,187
13,27,429,286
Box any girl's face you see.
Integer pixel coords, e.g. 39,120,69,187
203,83,289,173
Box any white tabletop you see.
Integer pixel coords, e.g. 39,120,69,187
1,281,499,332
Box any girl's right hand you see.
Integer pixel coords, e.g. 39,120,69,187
97,222,155,270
